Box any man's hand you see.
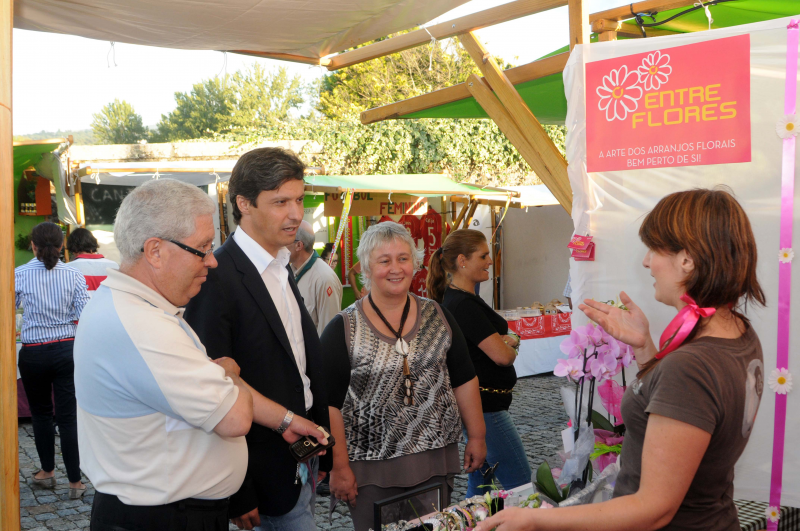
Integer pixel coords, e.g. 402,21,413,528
330,465,358,506
281,414,330,447
463,436,487,473
232,508,260,530
212,356,241,377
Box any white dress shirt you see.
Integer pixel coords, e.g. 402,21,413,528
233,227,313,410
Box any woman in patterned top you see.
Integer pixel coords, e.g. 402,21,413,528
322,222,487,531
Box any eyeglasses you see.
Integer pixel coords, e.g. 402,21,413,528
141,239,215,259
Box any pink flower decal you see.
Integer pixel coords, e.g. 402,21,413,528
596,65,642,122
637,51,672,91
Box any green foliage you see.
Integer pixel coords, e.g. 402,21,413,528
316,33,512,119
153,65,305,142
13,128,96,145
15,233,31,252
91,99,148,144
534,461,569,503
219,118,565,186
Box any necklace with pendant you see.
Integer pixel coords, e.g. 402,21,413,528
368,293,414,406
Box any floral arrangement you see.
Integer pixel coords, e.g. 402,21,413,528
379,492,512,531
550,321,635,487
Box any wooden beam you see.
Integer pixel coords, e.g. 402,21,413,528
591,18,678,37
449,195,524,209
0,0,19,530
459,32,571,212
568,0,588,51
452,198,472,230
590,0,697,23
466,75,571,212
327,0,567,70
464,200,480,228
228,50,323,66
360,52,569,125
598,31,618,42
12,137,67,147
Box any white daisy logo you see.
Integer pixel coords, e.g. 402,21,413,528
766,506,780,523
779,248,794,264
777,114,800,139
637,51,672,91
596,65,643,122
769,368,793,395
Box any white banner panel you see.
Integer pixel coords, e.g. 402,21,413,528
564,16,800,505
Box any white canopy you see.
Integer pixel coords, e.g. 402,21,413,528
14,0,470,60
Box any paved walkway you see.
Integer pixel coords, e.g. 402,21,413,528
16,374,567,530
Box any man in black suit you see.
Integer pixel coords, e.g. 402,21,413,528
185,147,331,530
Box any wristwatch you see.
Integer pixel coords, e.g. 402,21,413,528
275,409,294,434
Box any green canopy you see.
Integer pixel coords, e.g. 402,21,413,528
304,173,514,196
13,141,64,266
402,1,799,124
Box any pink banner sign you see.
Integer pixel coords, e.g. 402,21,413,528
586,35,751,173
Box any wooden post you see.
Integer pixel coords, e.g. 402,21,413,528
568,0,588,51
466,75,572,212
0,0,19,529
598,30,618,42
459,32,572,212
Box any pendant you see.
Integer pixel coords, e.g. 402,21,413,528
395,338,409,356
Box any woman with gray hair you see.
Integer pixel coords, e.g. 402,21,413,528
321,221,486,531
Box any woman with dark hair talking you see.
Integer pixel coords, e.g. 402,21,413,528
477,188,766,531
428,228,531,497
15,222,90,499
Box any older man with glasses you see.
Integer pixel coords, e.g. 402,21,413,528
73,179,255,531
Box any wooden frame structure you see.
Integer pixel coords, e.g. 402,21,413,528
0,0,728,529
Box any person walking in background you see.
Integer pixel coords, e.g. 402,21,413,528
15,222,90,499
428,229,531,497
74,179,254,531
66,228,118,294
320,243,339,271
323,222,486,531
288,220,343,336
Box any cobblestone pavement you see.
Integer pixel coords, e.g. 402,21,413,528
17,374,567,530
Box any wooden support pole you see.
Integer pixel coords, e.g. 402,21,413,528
327,0,568,70
0,0,19,528
459,32,571,212
590,0,698,23
452,198,472,230
568,0,588,51
360,52,568,125
466,75,571,213
464,200,480,229
598,31,618,42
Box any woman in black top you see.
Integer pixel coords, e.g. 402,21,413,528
428,229,532,497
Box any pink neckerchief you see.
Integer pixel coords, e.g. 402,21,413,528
75,253,105,260
657,294,716,359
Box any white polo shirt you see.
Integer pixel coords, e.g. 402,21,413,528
74,269,247,505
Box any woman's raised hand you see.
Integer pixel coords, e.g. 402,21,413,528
579,292,654,355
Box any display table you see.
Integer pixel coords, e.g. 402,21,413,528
736,499,800,531
508,313,572,377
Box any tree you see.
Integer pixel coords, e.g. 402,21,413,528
315,33,513,119
232,64,304,126
152,77,237,141
153,65,305,141
91,99,148,144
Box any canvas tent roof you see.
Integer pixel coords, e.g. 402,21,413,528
76,164,516,197
14,0,471,61
376,0,799,124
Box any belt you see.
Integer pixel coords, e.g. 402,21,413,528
23,338,74,347
479,387,514,395
175,497,230,510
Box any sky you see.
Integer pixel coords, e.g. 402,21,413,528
11,0,621,135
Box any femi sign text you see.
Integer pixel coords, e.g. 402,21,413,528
585,35,751,172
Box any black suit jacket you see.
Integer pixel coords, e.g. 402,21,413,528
184,236,331,518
